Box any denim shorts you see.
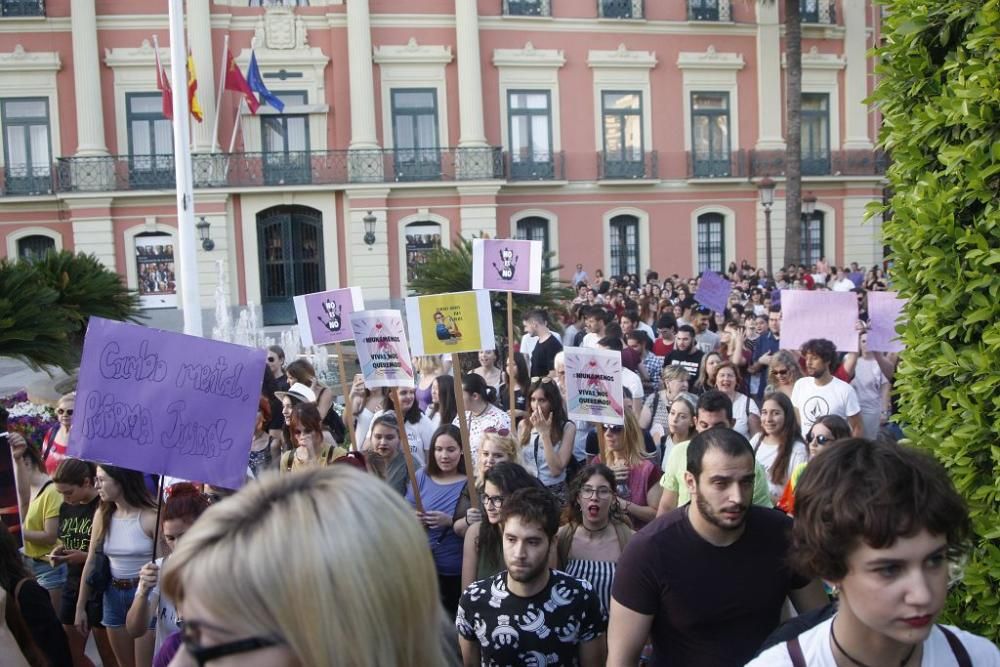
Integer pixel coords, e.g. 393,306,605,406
103,582,140,628
22,553,68,590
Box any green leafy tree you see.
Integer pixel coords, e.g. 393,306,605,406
0,259,76,371
407,236,573,362
868,0,1000,641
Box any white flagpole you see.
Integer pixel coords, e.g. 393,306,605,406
210,34,229,154
227,96,245,155
168,0,203,337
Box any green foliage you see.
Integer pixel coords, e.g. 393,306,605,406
407,236,574,351
0,259,76,371
868,0,1000,641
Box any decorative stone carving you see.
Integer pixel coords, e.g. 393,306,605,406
0,44,62,72
677,45,745,71
253,6,310,51
587,44,657,69
492,42,565,68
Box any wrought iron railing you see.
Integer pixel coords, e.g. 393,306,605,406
502,0,550,17
505,151,565,181
1,164,53,195
1,0,44,17
800,0,835,24
749,149,888,178
687,0,732,21
687,149,750,179
598,0,643,19
598,150,658,180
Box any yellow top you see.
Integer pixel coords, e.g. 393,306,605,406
23,482,62,559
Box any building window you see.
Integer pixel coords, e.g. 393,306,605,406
1,0,46,17
697,212,725,273
502,0,550,16
16,234,55,261
609,215,639,277
1,98,52,195
688,0,723,20
801,211,824,267
404,221,442,286
391,89,440,182
691,92,731,177
801,93,830,175
126,92,173,188
261,91,310,185
601,91,644,179
599,0,643,19
508,91,553,180
515,216,550,268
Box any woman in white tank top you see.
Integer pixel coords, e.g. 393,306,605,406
76,465,158,667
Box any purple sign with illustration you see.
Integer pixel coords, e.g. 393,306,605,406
866,291,906,353
293,287,365,346
67,318,266,489
694,271,733,314
471,238,543,294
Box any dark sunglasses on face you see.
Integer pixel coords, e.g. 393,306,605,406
772,369,789,377
603,425,623,434
267,356,277,362
181,620,282,667
809,433,832,446
57,408,74,415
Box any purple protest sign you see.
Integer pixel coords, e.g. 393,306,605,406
67,318,266,490
293,287,365,346
471,238,543,294
867,291,906,353
694,271,732,313
780,290,859,352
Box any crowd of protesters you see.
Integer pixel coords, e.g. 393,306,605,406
2,257,999,667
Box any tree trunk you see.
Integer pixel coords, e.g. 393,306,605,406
783,0,803,268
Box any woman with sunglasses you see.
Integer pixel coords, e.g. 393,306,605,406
40,391,75,476
553,464,634,615
162,466,457,667
454,431,519,536
459,373,510,466
749,438,1000,666
281,403,347,472
765,350,803,400
264,346,289,447
404,425,467,617
593,412,662,530
751,393,808,505
777,415,851,515
460,462,540,590
286,359,348,446
517,376,576,502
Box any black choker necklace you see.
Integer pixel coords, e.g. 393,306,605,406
582,521,610,534
830,620,916,667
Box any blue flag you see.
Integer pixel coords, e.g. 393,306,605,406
246,52,285,112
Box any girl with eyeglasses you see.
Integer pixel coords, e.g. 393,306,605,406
776,414,851,515
751,393,808,505
517,377,575,503
765,350,803,400
460,462,539,591
40,391,75,477
592,411,662,530
552,464,634,615
453,431,519,536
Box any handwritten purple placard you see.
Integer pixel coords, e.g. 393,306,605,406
293,287,364,346
867,291,906,353
67,318,266,489
780,290,859,352
471,238,542,294
694,271,732,313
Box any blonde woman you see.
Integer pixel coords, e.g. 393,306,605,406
593,411,662,530
764,350,803,399
40,391,74,476
161,466,457,667
454,431,519,536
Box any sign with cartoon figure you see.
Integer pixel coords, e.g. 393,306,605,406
293,287,365,347
404,291,496,357
349,310,415,388
563,346,625,426
471,238,543,294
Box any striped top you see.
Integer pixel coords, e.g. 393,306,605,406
563,559,617,615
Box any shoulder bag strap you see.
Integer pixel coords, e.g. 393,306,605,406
938,625,972,667
555,525,574,570
785,637,806,667
41,426,56,461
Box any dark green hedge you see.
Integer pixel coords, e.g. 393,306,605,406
869,0,1000,642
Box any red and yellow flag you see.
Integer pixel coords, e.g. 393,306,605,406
186,51,204,123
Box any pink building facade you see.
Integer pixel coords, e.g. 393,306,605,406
0,0,885,329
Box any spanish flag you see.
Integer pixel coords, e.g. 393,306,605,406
187,51,204,123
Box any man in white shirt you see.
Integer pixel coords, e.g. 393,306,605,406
581,306,611,349
791,338,864,439
571,263,589,286
829,267,857,292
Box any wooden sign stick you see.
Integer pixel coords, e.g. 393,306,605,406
391,387,423,513
335,342,358,451
507,291,516,427
450,353,480,510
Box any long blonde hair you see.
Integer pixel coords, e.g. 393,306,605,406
162,467,452,666
605,410,647,468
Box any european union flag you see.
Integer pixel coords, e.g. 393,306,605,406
246,52,285,112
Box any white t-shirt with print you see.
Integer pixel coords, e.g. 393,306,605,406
750,434,809,499
791,376,861,438
747,617,1000,666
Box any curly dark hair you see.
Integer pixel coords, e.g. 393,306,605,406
500,486,560,539
799,338,837,369
790,438,971,582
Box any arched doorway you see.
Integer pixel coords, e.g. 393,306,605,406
257,205,325,325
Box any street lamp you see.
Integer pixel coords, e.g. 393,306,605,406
802,193,817,266
758,177,776,277
196,216,214,251
363,210,377,246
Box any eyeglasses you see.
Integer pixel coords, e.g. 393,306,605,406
809,434,832,446
56,408,73,416
181,620,282,667
483,427,510,436
603,425,623,434
580,486,613,500
482,494,504,509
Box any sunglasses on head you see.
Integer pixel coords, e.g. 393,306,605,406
530,376,555,385
483,427,510,436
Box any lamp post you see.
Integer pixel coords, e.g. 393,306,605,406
802,192,817,266
196,216,214,251
758,177,776,277
362,210,377,246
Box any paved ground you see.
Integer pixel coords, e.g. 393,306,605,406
0,357,72,403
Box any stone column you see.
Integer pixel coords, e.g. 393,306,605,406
346,0,381,181
454,0,487,148
187,0,218,152
754,1,785,151
842,0,873,149
458,185,499,239
70,0,108,156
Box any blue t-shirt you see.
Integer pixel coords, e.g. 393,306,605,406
406,469,466,576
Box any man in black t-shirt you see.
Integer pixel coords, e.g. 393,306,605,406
457,487,605,666
665,324,704,390
526,309,563,379
607,428,828,667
